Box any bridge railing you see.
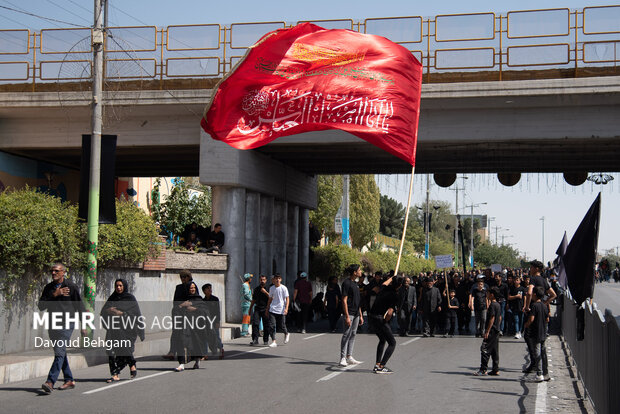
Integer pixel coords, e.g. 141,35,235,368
1,5,619,90
560,293,620,414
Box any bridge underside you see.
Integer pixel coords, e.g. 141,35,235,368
1,76,619,176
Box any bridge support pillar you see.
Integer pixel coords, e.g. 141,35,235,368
200,130,316,323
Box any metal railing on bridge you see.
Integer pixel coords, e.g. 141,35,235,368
560,293,620,414
1,5,619,90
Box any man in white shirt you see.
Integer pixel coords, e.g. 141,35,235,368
266,274,290,347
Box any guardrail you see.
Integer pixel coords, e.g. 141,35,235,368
1,5,619,90
560,293,620,414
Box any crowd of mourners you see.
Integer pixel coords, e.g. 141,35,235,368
37,255,565,393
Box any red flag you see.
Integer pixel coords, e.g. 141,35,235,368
201,23,423,165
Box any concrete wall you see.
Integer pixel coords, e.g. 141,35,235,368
0,251,227,355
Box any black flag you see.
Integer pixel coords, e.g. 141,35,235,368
78,135,117,224
555,231,568,289
563,193,601,306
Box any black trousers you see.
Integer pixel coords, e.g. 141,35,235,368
252,308,269,343
398,309,412,335
268,312,288,340
480,328,500,372
296,303,311,330
423,311,438,335
370,315,396,366
446,312,457,335
327,307,341,331
457,307,471,333
108,354,136,376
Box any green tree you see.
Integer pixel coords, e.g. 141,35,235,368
379,195,404,238
474,242,520,268
350,175,380,249
97,200,160,267
0,187,81,297
161,178,191,242
309,175,343,243
462,217,482,257
406,199,455,256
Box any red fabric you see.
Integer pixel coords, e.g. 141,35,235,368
201,23,423,165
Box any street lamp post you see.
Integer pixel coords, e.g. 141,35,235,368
465,202,487,267
540,216,545,264
450,176,468,266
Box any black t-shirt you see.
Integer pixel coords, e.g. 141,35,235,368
470,285,488,311
448,297,459,315
325,284,341,309
252,285,269,311
496,283,509,302
341,278,361,317
487,301,502,331
528,301,548,342
508,285,525,311
370,287,398,317
530,275,550,292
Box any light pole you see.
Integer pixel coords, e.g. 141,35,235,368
450,175,468,266
465,202,487,267
540,216,545,263
496,226,509,245
502,234,514,245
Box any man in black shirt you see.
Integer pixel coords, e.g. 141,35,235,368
419,277,442,337
523,260,557,313
474,286,501,376
38,263,87,393
249,275,270,345
469,276,489,337
522,287,550,382
369,276,402,374
340,264,364,367
202,283,224,359
205,223,225,253
494,273,509,335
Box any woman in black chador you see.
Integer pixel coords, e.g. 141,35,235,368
173,281,208,372
100,279,145,382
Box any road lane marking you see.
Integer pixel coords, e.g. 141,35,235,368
317,363,361,382
401,337,421,346
83,370,172,394
303,333,326,340
535,381,547,413
228,347,267,357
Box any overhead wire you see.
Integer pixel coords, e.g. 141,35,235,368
0,4,87,28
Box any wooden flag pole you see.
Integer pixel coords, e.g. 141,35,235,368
395,165,416,275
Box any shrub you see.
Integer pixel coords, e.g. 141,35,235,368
0,187,81,297
310,245,361,282
96,199,161,266
362,250,434,275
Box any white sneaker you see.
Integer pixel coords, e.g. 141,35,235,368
269,341,278,348
174,364,184,372
339,357,348,367
284,333,290,344
346,356,362,364
515,332,522,339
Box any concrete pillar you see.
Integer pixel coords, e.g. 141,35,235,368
298,207,310,275
273,200,287,284
259,195,274,277
245,191,260,278
286,204,299,289
212,186,246,323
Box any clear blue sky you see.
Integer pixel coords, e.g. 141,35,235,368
2,0,619,261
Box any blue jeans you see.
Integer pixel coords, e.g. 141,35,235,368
513,310,523,333
500,301,507,332
47,328,74,384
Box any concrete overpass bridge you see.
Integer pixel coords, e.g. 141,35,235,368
1,5,620,322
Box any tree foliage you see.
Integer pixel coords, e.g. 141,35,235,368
309,175,343,243
474,242,521,268
0,187,81,296
97,200,160,267
379,195,404,238
160,178,211,243
310,245,361,282
350,175,380,249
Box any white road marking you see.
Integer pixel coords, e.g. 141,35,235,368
303,333,326,340
317,363,361,382
228,347,267,357
83,370,172,395
401,337,421,346
535,381,548,413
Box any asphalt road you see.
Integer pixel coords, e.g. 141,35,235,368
0,320,591,414
592,281,620,324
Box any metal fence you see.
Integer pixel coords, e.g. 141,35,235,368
1,5,620,89
560,294,620,414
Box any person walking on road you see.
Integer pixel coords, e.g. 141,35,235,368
249,275,270,345
369,275,402,374
100,279,144,382
293,271,312,333
474,286,502,376
266,274,290,347
38,263,87,393
522,286,551,382
339,264,364,367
